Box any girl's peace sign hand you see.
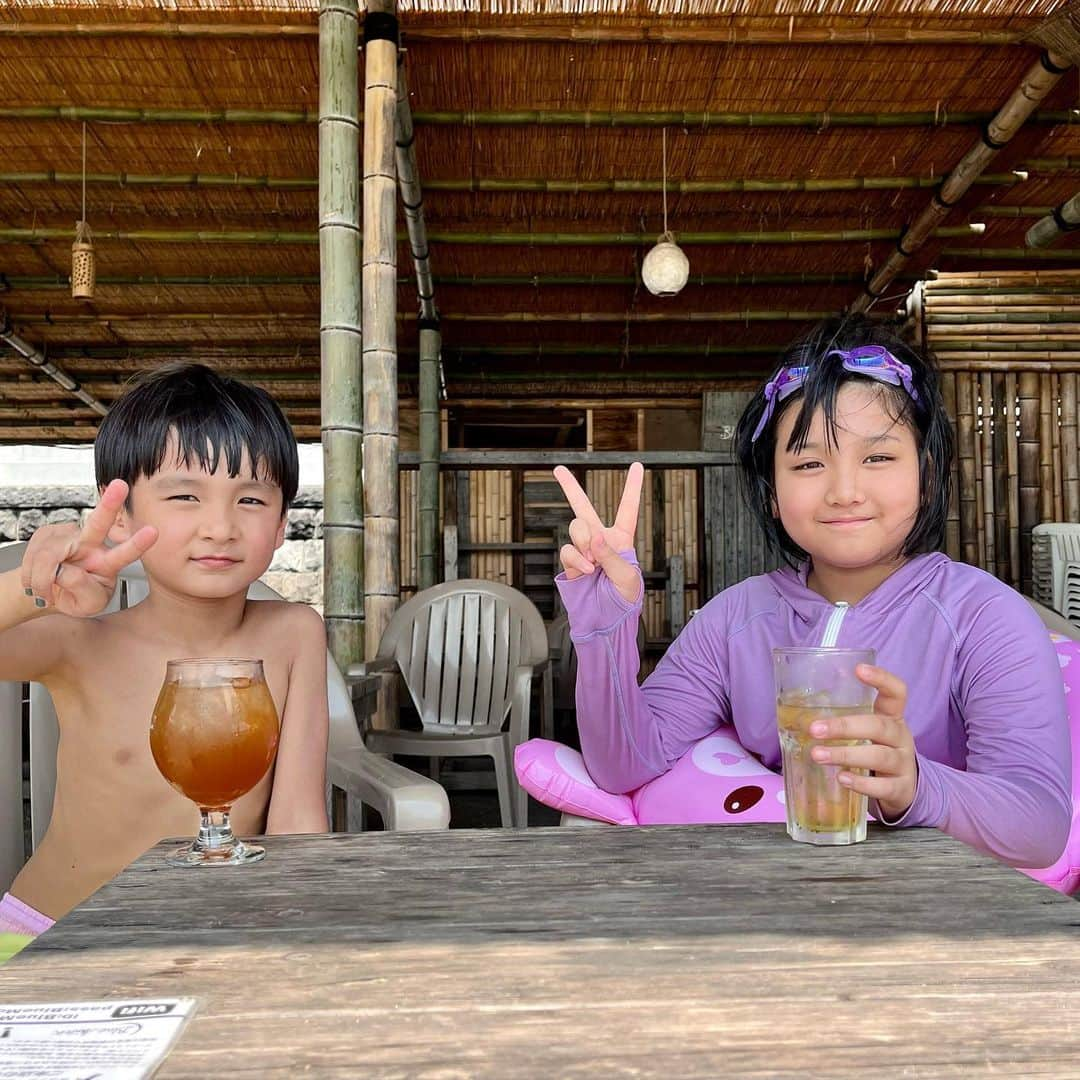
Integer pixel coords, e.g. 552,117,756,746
553,463,643,604
21,479,158,617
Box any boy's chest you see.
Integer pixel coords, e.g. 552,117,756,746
60,629,291,752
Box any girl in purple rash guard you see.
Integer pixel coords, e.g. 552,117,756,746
553,316,1071,869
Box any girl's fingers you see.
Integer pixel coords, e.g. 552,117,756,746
809,711,907,746
612,462,644,539
811,742,902,774
559,543,595,580
856,663,908,715
590,533,642,604
553,467,606,533
835,772,909,804
567,517,596,560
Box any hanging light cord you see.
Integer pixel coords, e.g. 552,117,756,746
81,121,86,224
661,127,669,238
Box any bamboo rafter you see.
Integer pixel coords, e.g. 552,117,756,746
0,21,1039,46
1,105,1076,129
0,171,1029,193
0,226,985,246
850,43,1073,314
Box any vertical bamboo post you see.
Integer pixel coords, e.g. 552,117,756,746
972,375,986,570
1006,372,1020,586
362,0,399,667
940,372,961,560
1053,375,1064,522
956,372,978,566
992,373,1009,582
979,373,995,574
1018,372,1041,595
1039,374,1055,524
319,0,363,670
1063,373,1080,522
418,320,440,589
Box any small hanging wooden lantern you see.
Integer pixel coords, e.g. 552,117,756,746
71,122,95,299
71,220,95,299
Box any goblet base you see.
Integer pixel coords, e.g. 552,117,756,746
166,839,266,867
165,807,265,867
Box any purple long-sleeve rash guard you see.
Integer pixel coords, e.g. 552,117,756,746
557,551,1072,869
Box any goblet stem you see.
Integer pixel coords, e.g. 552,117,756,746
196,808,238,856
167,806,266,867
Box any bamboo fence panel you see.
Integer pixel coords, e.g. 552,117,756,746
924,272,1080,594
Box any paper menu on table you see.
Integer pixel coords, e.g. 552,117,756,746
0,998,196,1079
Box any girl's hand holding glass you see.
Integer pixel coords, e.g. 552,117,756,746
809,664,918,821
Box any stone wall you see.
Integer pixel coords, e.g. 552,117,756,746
0,485,326,610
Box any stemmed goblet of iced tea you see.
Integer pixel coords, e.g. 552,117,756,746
150,658,280,866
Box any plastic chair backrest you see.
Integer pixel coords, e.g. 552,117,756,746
377,578,547,736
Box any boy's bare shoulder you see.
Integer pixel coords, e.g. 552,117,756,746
244,597,325,637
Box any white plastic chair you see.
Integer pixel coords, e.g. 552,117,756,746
352,578,548,828
0,541,450,894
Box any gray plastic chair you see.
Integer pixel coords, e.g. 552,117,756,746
351,578,549,828
0,540,450,894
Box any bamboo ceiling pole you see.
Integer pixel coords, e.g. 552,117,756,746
363,0,400,666
850,48,1071,314
5,105,1076,128
394,57,435,322
1026,190,1080,247
0,171,1027,193
939,247,1080,260
0,226,981,246
0,21,1033,45
319,0,364,671
0,321,109,415
418,321,440,591
395,55,441,591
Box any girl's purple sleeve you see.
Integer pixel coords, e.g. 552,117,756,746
555,551,729,793
879,592,1072,869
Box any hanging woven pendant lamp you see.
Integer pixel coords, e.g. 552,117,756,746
641,128,689,297
71,122,95,300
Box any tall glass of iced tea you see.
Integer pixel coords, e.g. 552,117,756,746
150,658,280,866
773,647,876,846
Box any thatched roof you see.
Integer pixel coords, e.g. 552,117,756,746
1,0,1078,439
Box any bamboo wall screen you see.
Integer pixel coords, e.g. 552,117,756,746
925,271,1080,597
587,468,700,643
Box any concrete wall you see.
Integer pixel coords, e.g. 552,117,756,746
0,485,326,610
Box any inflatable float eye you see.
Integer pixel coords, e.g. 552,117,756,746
723,785,764,814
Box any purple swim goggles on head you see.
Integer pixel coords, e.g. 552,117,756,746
750,344,920,442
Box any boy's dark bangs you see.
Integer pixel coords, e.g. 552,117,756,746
95,364,299,508
163,403,286,489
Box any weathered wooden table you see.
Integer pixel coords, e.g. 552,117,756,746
2,826,1078,1077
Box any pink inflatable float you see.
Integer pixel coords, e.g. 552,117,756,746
514,632,1080,895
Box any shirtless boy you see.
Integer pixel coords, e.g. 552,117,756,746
0,363,329,931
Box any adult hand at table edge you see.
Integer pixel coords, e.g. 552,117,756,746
553,462,643,605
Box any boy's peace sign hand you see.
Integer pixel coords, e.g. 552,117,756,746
553,463,643,604
21,479,158,617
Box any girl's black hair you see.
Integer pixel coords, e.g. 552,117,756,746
94,363,299,511
733,315,954,567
